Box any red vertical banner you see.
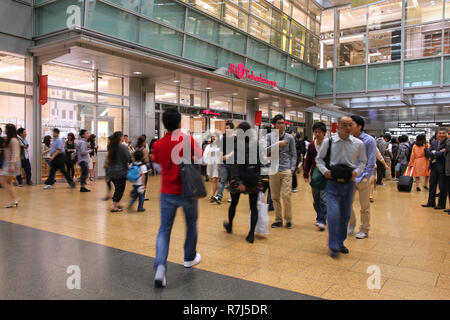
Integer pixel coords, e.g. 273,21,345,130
331,123,337,133
254,111,262,126
39,75,48,105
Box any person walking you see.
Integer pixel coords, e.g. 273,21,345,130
42,135,52,167
107,131,131,212
88,134,98,182
203,133,220,202
260,124,274,211
65,133,76,180
43,128,76,190
76,129,92,193
303,122,327,231
16,127,32,186
397,135,411,178
391,137,399,180
348,115,377,239
214,121,235,204
135,135,150,200
316,116,366,258
0,124,21,207
223,122,261,243
128,150,147,212
422,128,448,210
102,135,113,201
289,129,299,193
408,134,430,192
266,114,297,229
151,109,203,288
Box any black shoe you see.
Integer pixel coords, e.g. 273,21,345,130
286,221,292,229
268,206,274,211
246,232,254,243
444,209,450,213
329,249,339,259
436,193,440,197
144,198,149,201
434,206,445,210
80,187,90,192
69,182,76,189
223,221,232,234
424,186,429,190
339,246,349,254
416,187,421,192
421,204,435,208
271,221,283,228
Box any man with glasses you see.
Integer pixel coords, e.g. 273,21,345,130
266,115,297,229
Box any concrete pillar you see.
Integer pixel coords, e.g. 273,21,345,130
30,56,41,184
305,111,313,139
246,99,257,127
128,77,144,144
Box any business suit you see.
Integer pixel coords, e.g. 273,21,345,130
426,139,448,208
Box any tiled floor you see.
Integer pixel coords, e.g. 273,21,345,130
0,175,449,300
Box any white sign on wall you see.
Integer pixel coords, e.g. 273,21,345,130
66,5,81,28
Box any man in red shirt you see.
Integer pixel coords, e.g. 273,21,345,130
150,109,203,288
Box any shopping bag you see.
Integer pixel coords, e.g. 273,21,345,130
249,192,269,235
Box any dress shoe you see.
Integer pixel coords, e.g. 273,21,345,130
444,209,450,213
421,204,435,208
434,206,445,210
329,249,339,259
339,246,349,254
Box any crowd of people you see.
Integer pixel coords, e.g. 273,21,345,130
0,111,449,288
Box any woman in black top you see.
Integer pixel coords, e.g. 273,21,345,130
223,122,261,243
87,134,98,181
65,133,76,180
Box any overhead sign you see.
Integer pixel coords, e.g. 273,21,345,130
399,122,450,128
202,109,221,116
254,111,262,127
39,75,48,105
228,63,278,88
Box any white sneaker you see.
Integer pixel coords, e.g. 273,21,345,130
348,226,355,236
355,232,368,239
316,222,326,231
184,253,201,268
154,265,166,288
292,188,298,193
43,185,52,190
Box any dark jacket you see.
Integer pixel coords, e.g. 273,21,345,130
428,138,447,174
108,144,131,179
229,137,261,192
445,139,450,176
303,140,318,179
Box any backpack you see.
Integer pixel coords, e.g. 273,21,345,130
127,164,140,182
376,137,388,157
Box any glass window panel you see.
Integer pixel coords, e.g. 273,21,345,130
184,36,218,67
96,106,124,151
247,59,268,76
285,74,300,91
223,3,249,32
292,6,307,26
227,0,250,11
291,41,305,59
316,69,333,94
87,1,138,43
291,21,306,44
186,10,219,43
155,83,178,104
405,22,442,59
232,98,246,113
338,33,366,66
270,29,284,48
300,80,314,96
218,25,246,54
251,0,272,21
368,62,400,90
303,64,315,81
309,0,321,21
259,103,269,117
187,0,221,18
336,66,365,92
266,68,285,87
98,74,122,95
140,0,185,30
268,49,287,70
107,0,139,12
35,0,84,35
248,38,270,63
320,10,334,69
293,0,307,10
446,0,450,19
209,96,233,112
320,8,334,33
139,19,183,56
404,58,440,87
249,17,271,42
339,6,366,36
443,56,450,84
406,0,443,26
368,29,402,63
0,95,24,129
217,49,245,69
368,0,402,30
271,9,290,31
288,57,303,76
98,95,122,106
0,54,25,81
43,64,95,91
282,0,291,15
49,88,95,103
0,81,25,95
180,88,202,107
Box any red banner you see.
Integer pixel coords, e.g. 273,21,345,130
254,111,262,126
331,123,337,133
39,75,48,105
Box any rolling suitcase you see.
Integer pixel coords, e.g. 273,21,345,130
397,167,414,192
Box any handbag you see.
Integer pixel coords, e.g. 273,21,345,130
330,164,354,183
179,161,207,199
310,138,332,190
249,192,269,235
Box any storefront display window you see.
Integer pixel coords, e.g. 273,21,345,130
405,22,443,59
368,29,401,63
406,0,443,26
338,6,367,66
155,83,178,104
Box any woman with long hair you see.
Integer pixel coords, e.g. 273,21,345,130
223,122,261,243
65,132,76,180
135,135,150,199
87,134,98,182
107,131,130,212
42,135,52,167
408,134,430,191
0,124,21,207
203,133,220,202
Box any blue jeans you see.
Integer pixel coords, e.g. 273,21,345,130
130,185,145,210
154,193,198,271
326,180,355,251
216,165,230,199
312,187,327,225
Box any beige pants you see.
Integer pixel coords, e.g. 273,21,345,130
384,156,392,179
269,170,292,223
349,178,371,234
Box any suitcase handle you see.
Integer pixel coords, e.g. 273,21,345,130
406,166,414,177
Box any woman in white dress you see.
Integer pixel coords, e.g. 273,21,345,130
203,134,221,202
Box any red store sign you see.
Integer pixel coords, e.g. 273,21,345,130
202,109,221,116
228,63,278,88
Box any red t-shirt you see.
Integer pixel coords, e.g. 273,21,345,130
151,131,202,195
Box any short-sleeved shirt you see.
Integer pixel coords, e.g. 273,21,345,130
132,162,148,186
151,131,202,195
50,137,64,157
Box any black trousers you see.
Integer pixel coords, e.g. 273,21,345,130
292,170,298,190
79,161,89,187
16,158,32,184
66,159,75,179
427,169,447,207
228,192,258,234
111,178,127,203
447,176,450,205
44,154,73,186
262,179,273,209
391,159,398,178
376,159,385,184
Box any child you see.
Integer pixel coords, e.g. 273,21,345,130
128,150,148,212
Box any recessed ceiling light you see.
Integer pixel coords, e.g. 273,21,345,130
133,71,142,75
173,80,180,83
81,60,90,64
205,87,212,90
254,97,259,100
